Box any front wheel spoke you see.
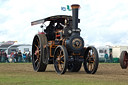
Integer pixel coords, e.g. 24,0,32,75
60,64,63,69
87,63,90,70
56,55,63,71
88,62,92,71
92,63,94,70
58,63,63,71
91,54,95,59
89,64,92,71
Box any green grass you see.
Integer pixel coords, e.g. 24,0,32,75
0,63,128,85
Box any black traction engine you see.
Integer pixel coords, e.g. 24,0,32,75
31,4,99,74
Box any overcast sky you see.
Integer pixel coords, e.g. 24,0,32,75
0,0,128,46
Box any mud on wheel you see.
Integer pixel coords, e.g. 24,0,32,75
83,46,99,74
120,51,128,69
32,34,48,72
54,45,68,74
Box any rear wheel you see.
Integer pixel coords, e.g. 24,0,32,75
54,45,68,74
83,46,99,74
120,51,128,69
32,34,48,72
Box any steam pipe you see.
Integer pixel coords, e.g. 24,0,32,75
71,4,80,34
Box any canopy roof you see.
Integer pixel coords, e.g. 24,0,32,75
31,15,72,26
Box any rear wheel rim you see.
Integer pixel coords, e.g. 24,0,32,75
32,34,47,72
32,37,41,70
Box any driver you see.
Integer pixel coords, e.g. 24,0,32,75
55,22,64,31
45,21,55,40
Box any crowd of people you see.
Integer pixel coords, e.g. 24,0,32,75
0,50,32,63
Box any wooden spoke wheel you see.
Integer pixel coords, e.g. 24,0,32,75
54,45,68,74
120,51,128,69
68,60,82,72
83,46,99,74
32,34,48,72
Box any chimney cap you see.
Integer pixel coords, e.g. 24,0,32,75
71,4,80,9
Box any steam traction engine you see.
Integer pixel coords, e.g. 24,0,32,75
120,51,128,69
31,4,99,74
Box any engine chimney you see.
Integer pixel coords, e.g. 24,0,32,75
71,4,80,35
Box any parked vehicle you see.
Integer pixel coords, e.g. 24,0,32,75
113,46,128,63
96,46,112,62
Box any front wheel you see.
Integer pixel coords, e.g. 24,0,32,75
83,46,99,74
54,45,68,74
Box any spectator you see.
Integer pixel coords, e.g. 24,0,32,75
18,50,22,62
22,51,26,62
27,51,31,62
1,50,5,62
109,52,113,63
26,53,28,62
11,52,15,63
14,51,18,63
3,51,9,63
104,52,108,63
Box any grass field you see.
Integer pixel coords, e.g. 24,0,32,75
0,63,128,85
